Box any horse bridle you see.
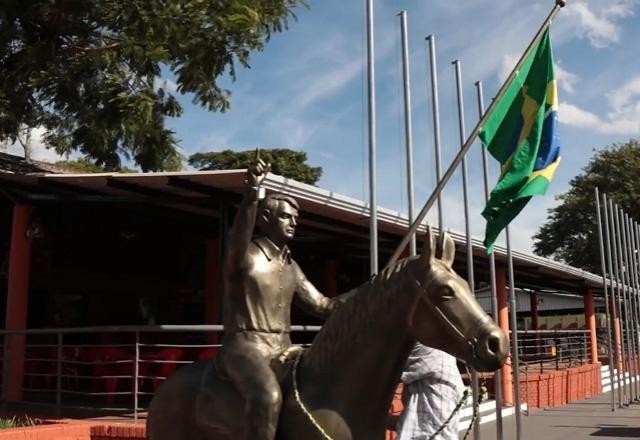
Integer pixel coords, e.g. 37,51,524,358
414,275,492,366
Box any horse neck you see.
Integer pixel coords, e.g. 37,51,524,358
301,266,420,417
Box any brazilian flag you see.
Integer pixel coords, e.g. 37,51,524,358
480,29,560,253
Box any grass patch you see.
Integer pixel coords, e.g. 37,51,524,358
0,414,44,429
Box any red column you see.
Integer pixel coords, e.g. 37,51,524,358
323,259,338,297
4,205,33,401
530,292,539,331
584,289,598,364
204,239,220,344
611,296,623,371
496,267,513,406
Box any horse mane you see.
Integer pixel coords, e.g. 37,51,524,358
303,256,420,370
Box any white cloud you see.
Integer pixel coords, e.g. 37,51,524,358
498,53,519,84
153,77,179,93
0,126,69,162
554,63,579,94
564,0,635,48
559,75,640,134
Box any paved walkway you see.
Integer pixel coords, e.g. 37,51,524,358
469,391,640,439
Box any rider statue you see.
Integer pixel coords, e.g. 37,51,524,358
216,155,350,440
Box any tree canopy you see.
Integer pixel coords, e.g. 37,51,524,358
532,139,640,273
188,148,322,185
0,0,303,171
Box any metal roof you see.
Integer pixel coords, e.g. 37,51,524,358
0,163,607,294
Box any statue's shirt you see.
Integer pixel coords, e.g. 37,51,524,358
223,236,320,335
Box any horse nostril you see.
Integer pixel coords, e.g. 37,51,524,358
487,334,500,355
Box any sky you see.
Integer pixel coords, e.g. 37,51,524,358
5,0,640,254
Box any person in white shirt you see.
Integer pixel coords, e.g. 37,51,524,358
394,342,466,440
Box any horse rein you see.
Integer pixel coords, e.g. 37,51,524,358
292,354,334,440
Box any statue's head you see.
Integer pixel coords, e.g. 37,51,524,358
258,193,300,247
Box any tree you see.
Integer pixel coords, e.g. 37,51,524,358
532,139,640,273
188,148,322,185
0,0,304,171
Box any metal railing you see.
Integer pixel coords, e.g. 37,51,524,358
515,329,592,373
0,325,321,420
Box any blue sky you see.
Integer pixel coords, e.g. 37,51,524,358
6,0,640,254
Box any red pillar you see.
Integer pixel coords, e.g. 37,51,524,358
204,239,220,344
530,292,539,330
4,205,33,401
496,267,513,406
584,289,598,364
611,296,623,371
323,259,338,298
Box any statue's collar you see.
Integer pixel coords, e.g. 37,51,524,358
254,236,291,263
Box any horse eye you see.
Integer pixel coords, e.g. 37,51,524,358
436,286,455,301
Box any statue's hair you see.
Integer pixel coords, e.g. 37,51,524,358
259,193,299,213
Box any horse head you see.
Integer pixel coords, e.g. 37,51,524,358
406,227,508,371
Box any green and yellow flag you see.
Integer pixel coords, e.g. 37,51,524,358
480,29,561,253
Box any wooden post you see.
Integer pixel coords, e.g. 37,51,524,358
4,205,33,401
496,267,513,406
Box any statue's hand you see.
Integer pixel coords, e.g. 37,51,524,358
245,151,271,187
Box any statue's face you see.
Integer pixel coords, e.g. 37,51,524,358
266,201,299,244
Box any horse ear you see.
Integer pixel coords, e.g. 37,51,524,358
421,226,436,264
440,231,456,267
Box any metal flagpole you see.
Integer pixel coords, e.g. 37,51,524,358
399,10,416,257
626,216,636,401
595,189,616,411
452,59,480,439
366,0,378,275
506,227,522,439
604,197,624,407
631,221,640,396
386,0,567,269
632,220,640,397
476,80,504,439
627,214,640,401
426,34,443,232
619,208,637,402
612,202,629,405
617,206,631,402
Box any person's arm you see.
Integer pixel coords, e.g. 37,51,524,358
225,158,269,266
294,263,356,319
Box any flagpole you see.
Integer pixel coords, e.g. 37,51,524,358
426,34,444,232
476,80,505,438
452,59,480,440
399,10,416,257
505,227,523,439
366,0,379,275
595,189,617,412
385,0,566,269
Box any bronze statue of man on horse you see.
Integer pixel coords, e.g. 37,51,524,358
147,157,509,440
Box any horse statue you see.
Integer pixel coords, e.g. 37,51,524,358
147,229,508,439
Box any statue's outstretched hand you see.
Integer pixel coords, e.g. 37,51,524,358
245,150,271,187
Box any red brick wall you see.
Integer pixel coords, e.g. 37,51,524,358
0,422,146,440
520,363,602,408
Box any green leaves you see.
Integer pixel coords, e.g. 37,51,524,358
188,148,322,185
0,0,304,171
533,139,640,272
